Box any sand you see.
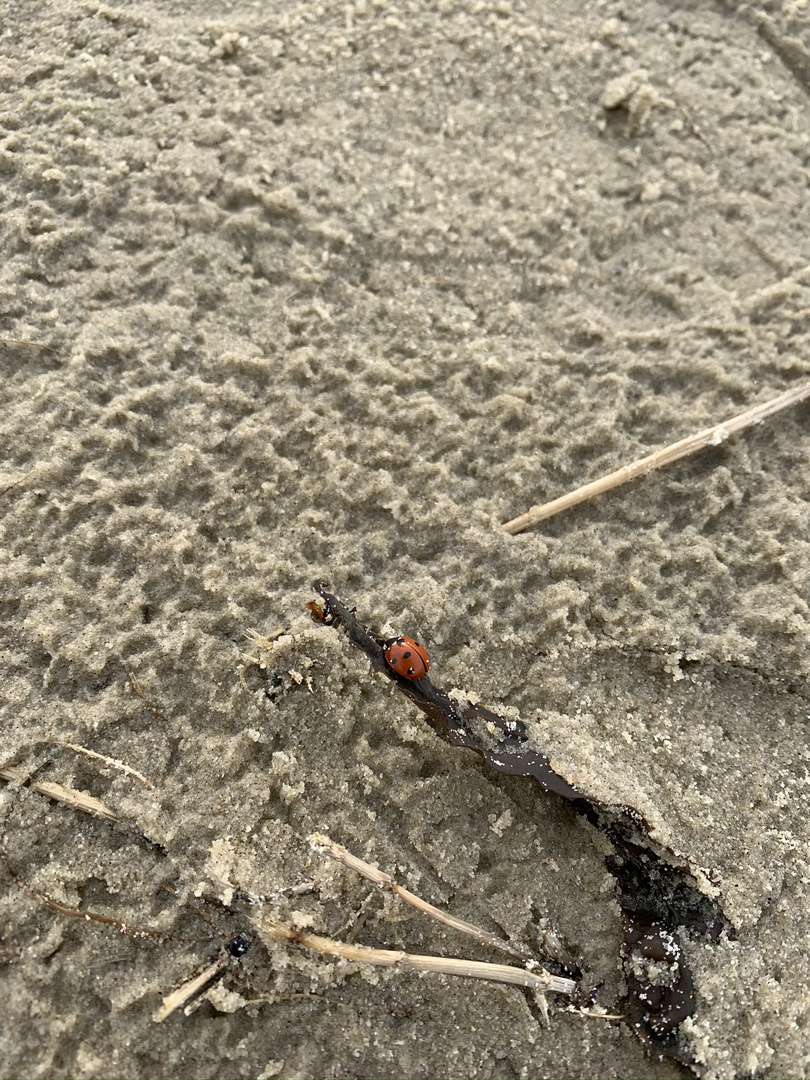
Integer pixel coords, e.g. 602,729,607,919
1,1,809,1077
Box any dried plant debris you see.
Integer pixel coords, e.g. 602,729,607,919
209,833,581,1023
0,757,175,944
310,831,577,973
310,581,733,1070
154,934,252,1022
501,377,810,533
0,739,579,1036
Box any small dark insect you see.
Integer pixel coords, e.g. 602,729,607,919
228,933,251,958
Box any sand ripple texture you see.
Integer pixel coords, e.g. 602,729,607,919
1,2,809,1078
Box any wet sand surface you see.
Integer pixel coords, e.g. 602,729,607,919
1,2,809,1077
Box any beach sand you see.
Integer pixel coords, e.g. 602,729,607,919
1,1,809,1077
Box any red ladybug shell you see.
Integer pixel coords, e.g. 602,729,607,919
384,636,430,680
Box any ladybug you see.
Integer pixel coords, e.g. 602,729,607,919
383,635,430,680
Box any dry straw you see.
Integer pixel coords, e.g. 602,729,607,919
503,379,810,534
